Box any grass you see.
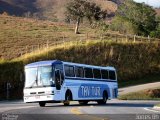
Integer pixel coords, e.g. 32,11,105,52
119,88,160,100
0,15,96,60
0,40,160,100
119,73,160,88
156,104,160,107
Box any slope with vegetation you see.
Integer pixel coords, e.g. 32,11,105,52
119,88,160,100
0,40,160,99
0,0,118,21
0,14,98,60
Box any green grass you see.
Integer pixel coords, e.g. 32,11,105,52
156,104,160,107
119,73,160,88
119,88,160,100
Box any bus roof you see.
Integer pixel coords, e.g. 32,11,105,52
63,62,115,70
25,60,115,70
25,60,62,68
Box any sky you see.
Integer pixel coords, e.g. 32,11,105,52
133,0,160,8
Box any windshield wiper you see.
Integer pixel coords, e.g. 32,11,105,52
29,79,38,88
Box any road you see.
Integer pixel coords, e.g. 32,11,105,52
0,100,160,120
119,82,160,95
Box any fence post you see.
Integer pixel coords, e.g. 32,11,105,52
32,45,34,52
25,46,28,54
86,33,88,40
148,35,150,42
63,35,65,43
126,35,128,42
115,35,117,42
134,35,136,43
6,82,11,100
47,40,49,49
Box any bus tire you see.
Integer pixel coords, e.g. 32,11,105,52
39,102,46,107
78,101,88,105
63,90,72,106
97,91,108,105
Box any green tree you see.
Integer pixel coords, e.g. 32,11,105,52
150,16,160,38
114,0,157,36
66,0,107,34
110,16,138,34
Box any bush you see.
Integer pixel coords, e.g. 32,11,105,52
109,16,138,35
145,89,160,98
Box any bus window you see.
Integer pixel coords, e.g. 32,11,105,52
75,66,84,78
101,70,109,79
109,71,116,80
84,68,93,78
93,69,101,79
64,65,75,77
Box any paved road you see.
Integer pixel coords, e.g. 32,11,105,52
0,100,160,120
119,82,160,95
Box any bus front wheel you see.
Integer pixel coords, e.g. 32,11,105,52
39,102,46,107
63,91,72,106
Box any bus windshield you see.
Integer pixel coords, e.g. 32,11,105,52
25,66,54,88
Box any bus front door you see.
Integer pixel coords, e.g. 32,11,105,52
55,69,61,90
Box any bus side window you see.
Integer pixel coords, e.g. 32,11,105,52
64,65,75,77
93,69,101,79
101,70,109,79
84,68,93,78
75,66,84,78
109,71,116,80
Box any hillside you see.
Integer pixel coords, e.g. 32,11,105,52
0,40,160,99
0,0,118,21
155,8,160,16
1,0,160,21
0,14,98,60
0,0,38,16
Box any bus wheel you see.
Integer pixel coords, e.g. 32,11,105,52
79,101,88,105
39,102,46,107
97,91,108,105
63,91,72,106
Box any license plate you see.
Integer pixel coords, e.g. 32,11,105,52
35,96,40,99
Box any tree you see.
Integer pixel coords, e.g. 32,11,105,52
110,16,138,34
150,16,160,38
66,0,107,34
115,0,157,36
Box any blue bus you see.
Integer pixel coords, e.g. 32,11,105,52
23,60,118,107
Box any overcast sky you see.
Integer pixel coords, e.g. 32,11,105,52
133,0,160,8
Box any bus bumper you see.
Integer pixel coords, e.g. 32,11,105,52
24,94,54,103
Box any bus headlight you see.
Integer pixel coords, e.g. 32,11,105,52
24,92,29,96
45,91,54,95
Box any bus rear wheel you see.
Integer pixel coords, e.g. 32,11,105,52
78,101,88,105
39,102,46,107
97,91,108,105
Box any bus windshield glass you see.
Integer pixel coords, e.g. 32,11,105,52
25,66,54,88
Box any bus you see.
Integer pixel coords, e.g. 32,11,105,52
23,60,118,107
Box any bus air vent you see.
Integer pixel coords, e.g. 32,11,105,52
38,92,45,94
30,92,36,95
